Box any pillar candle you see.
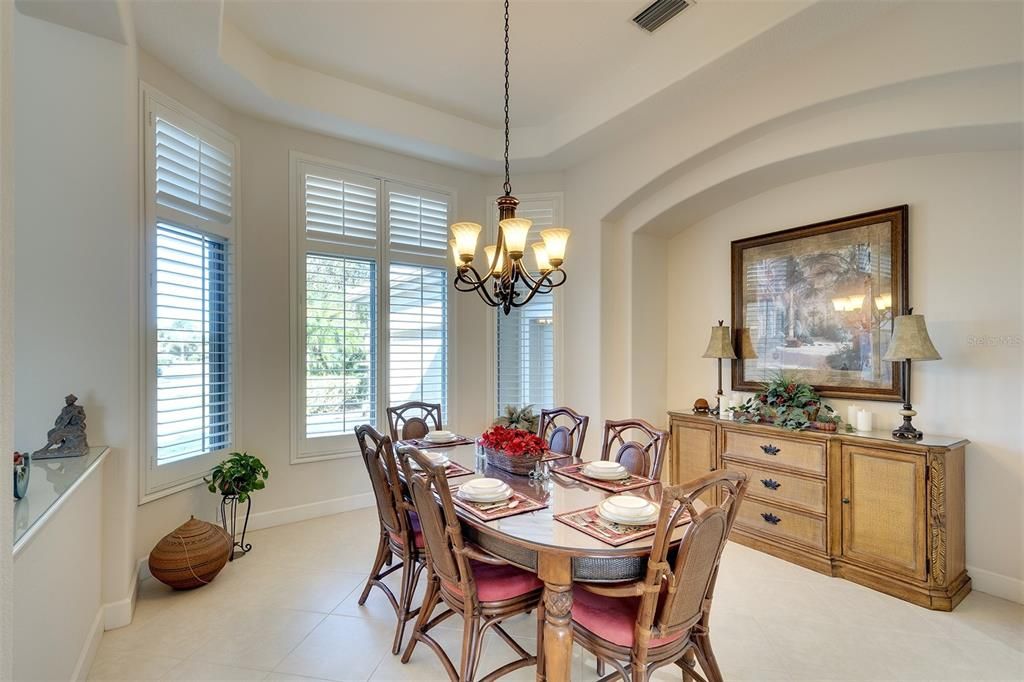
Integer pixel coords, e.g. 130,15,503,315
856,409,873,432
847,404,859,426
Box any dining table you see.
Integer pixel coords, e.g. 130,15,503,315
396,440,699,682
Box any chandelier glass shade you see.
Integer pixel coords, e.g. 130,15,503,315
449,0,570,315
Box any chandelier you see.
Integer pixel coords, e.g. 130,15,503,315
448,0,570,315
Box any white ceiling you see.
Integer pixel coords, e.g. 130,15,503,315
133,0,817,171
224,0,651,128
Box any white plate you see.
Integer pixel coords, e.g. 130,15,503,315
583,464,630,481
586,460,624,472
458,485,512,503
425,431,457,443
598,500,659,526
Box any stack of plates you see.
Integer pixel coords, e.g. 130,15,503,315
424,430,458,444
583,460,630,480
409,451,450,470
457,477,512,503
597,495,659,525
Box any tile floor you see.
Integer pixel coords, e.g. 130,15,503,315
89,507,1024,681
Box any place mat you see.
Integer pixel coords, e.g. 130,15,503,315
542,451,573,462
553,463,657,492
450,487,547,521
400,457,474,479
555,505,661,547
400,435,475,449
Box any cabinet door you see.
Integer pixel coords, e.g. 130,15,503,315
670,419,717,503
841,445,927,581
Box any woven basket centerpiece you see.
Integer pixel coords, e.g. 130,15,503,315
149,516,232,590
480,426,546,476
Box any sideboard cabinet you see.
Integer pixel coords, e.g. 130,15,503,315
667,411,970,610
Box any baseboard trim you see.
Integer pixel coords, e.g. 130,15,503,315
103,560,141,630
71,607,104,681
968,564,1024,604
242,492,376,531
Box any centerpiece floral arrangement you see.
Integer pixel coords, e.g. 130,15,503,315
731,373,842,431
479,425,548,475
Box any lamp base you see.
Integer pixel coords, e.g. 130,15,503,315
892,405,923,440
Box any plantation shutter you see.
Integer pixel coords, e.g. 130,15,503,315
304,174,378,248
154,223,232,464
387,186,449,257
495,197,558,414
388,263,448,417
154,117,233,224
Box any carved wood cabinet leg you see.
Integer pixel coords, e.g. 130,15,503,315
541,582,573,682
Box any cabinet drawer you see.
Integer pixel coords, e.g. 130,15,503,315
724,460,827,514
735,499,827,552
723,430,825,475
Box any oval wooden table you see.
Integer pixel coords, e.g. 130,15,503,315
400,443,696,682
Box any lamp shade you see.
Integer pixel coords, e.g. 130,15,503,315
737,328,758,359
499,218,532,254
882,314,942,361
702,322,737,359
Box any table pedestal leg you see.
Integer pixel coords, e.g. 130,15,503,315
538,555,573,682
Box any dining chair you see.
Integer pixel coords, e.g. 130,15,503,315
600,418,669,479
387,401,443,441
571,470,748,682
355,424,427,655
397,445,544,681
538,406,590,459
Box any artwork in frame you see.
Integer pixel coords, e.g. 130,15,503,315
731,205,908,401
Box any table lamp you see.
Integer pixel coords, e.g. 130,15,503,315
882,311,941,440
702,320,736,415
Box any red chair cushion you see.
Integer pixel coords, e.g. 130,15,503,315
443,560,543,603
572,586,684,648
388,512,425,548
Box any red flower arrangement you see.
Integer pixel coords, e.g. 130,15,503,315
479,426,546,458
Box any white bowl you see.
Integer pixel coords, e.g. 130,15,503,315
598,501,659,526
583,462,629,480
461,477,505,492
603,495,655,518
586,460,624,472
409,452,449,470
458,484,512,503
425,430,456,443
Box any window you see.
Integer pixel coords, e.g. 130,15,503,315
291,155,452,461
494,195,562,415
143,86,238,499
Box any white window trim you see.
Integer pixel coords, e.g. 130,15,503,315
485,192,565,420
289,151,457,463
139,83,242,504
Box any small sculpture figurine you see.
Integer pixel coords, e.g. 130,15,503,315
32,394,89,459
693,398,711,415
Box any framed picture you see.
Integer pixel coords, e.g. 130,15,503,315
731,205,908,401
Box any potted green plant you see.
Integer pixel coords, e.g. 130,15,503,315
730,373,842,432
493,404,540,433
205,452,268,559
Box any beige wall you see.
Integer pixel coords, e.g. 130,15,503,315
135,52,490,557
663,150,1023,600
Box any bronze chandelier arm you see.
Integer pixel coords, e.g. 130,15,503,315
509,268,567,308
453,266,504,308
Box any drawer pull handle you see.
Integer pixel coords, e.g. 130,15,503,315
760,444,780,456
761,512,781,525
842,498,850,504
761,478,781,490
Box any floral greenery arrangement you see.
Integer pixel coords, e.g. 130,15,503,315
480,426,547,457
205,452,269,503
731,373,840,431
493,404,540,433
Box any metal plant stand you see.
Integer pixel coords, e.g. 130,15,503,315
220,494,252,561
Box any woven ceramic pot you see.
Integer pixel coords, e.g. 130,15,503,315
149,516,231,590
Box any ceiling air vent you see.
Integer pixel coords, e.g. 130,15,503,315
632,0,692,33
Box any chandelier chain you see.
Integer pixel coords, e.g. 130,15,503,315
502,0,511,196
